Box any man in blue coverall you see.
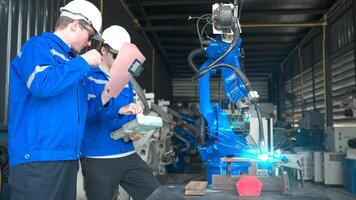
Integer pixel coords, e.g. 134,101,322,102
80,25,160,200
8,0,105,199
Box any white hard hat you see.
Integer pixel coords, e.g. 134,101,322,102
102,25,131,52
60,0,102,41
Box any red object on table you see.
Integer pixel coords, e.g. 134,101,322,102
236,176,262,197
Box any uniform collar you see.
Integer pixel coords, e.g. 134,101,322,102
90,66,110,80
42,32,76,58
98,66,110,79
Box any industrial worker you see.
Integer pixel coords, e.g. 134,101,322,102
80,25,160,200
8,0,104,199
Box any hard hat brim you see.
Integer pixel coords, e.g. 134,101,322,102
60,10,103,41
92,33,103,41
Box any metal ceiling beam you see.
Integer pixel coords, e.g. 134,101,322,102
243,37,301,43
241,9,328,16
164,46,199,50
166,53,190,57
245,71,271,74
245,74,272,77
140,14,204,20
172,65,276,71
173,72,272,78
158,32,305,40
244,74,271,78
173,65,197,69
158,35,303,45
242,41,298,46
245,72,271,75
174,69,195,73
131,0,177,77
136,22,325,31
245,32,306,38
242,22,326,28
161,40,200,45
245,65,279,69
245,69,274,73
161,40,298,46
169,58,283,65
244,46,294,51
174,74,195,78
244,50,288,56
163,42,297,50
245,57,283,62
245,61,280,65
128,0,230,6
247,77,272,81
157,32,306,38
141,9,327,20
160,37,199,42
244,62,279,69
136,25,194,31
160,37,300,45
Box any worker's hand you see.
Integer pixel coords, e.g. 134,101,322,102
128,134,143,141
81,49,101,67
101,84,112,105
118,103,143,115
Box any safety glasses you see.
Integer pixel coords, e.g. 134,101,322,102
78,21,95,42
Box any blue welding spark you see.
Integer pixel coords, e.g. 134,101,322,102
258,154,269,162
215,131,232,140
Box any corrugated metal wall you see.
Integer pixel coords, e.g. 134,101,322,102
100,0,173,99
0,0,70,129
0,0,173,130
172,77,269,103
277,0,356,127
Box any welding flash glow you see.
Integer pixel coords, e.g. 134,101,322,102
274,149,282,158
258,154,269,162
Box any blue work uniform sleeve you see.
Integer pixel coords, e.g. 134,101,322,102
12,38,91,98
85,78,124,121
86,80,135,121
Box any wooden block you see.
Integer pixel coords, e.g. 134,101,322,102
185,181,208,196
185,189,206,196
185,181,208,190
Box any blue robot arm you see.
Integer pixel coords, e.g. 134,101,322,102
187,2,264,184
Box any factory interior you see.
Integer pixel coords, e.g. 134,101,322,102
1,0,356,199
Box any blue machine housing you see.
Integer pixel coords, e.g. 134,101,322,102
198,36,252,184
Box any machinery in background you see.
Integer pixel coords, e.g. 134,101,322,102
273,110,325,152
294,110,325,151
342,88,356,118
131,80,202,175
344,148,356,194
323,152,345,185
324,127,356,153
187,1,276,184
165,108,201,172
300,110,324,130
131,80,176,176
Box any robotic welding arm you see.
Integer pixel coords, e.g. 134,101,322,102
187,2,270,183
188,1,265,150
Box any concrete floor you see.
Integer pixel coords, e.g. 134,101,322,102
77,169,356,200
147,183,356,200
147,174,356,200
